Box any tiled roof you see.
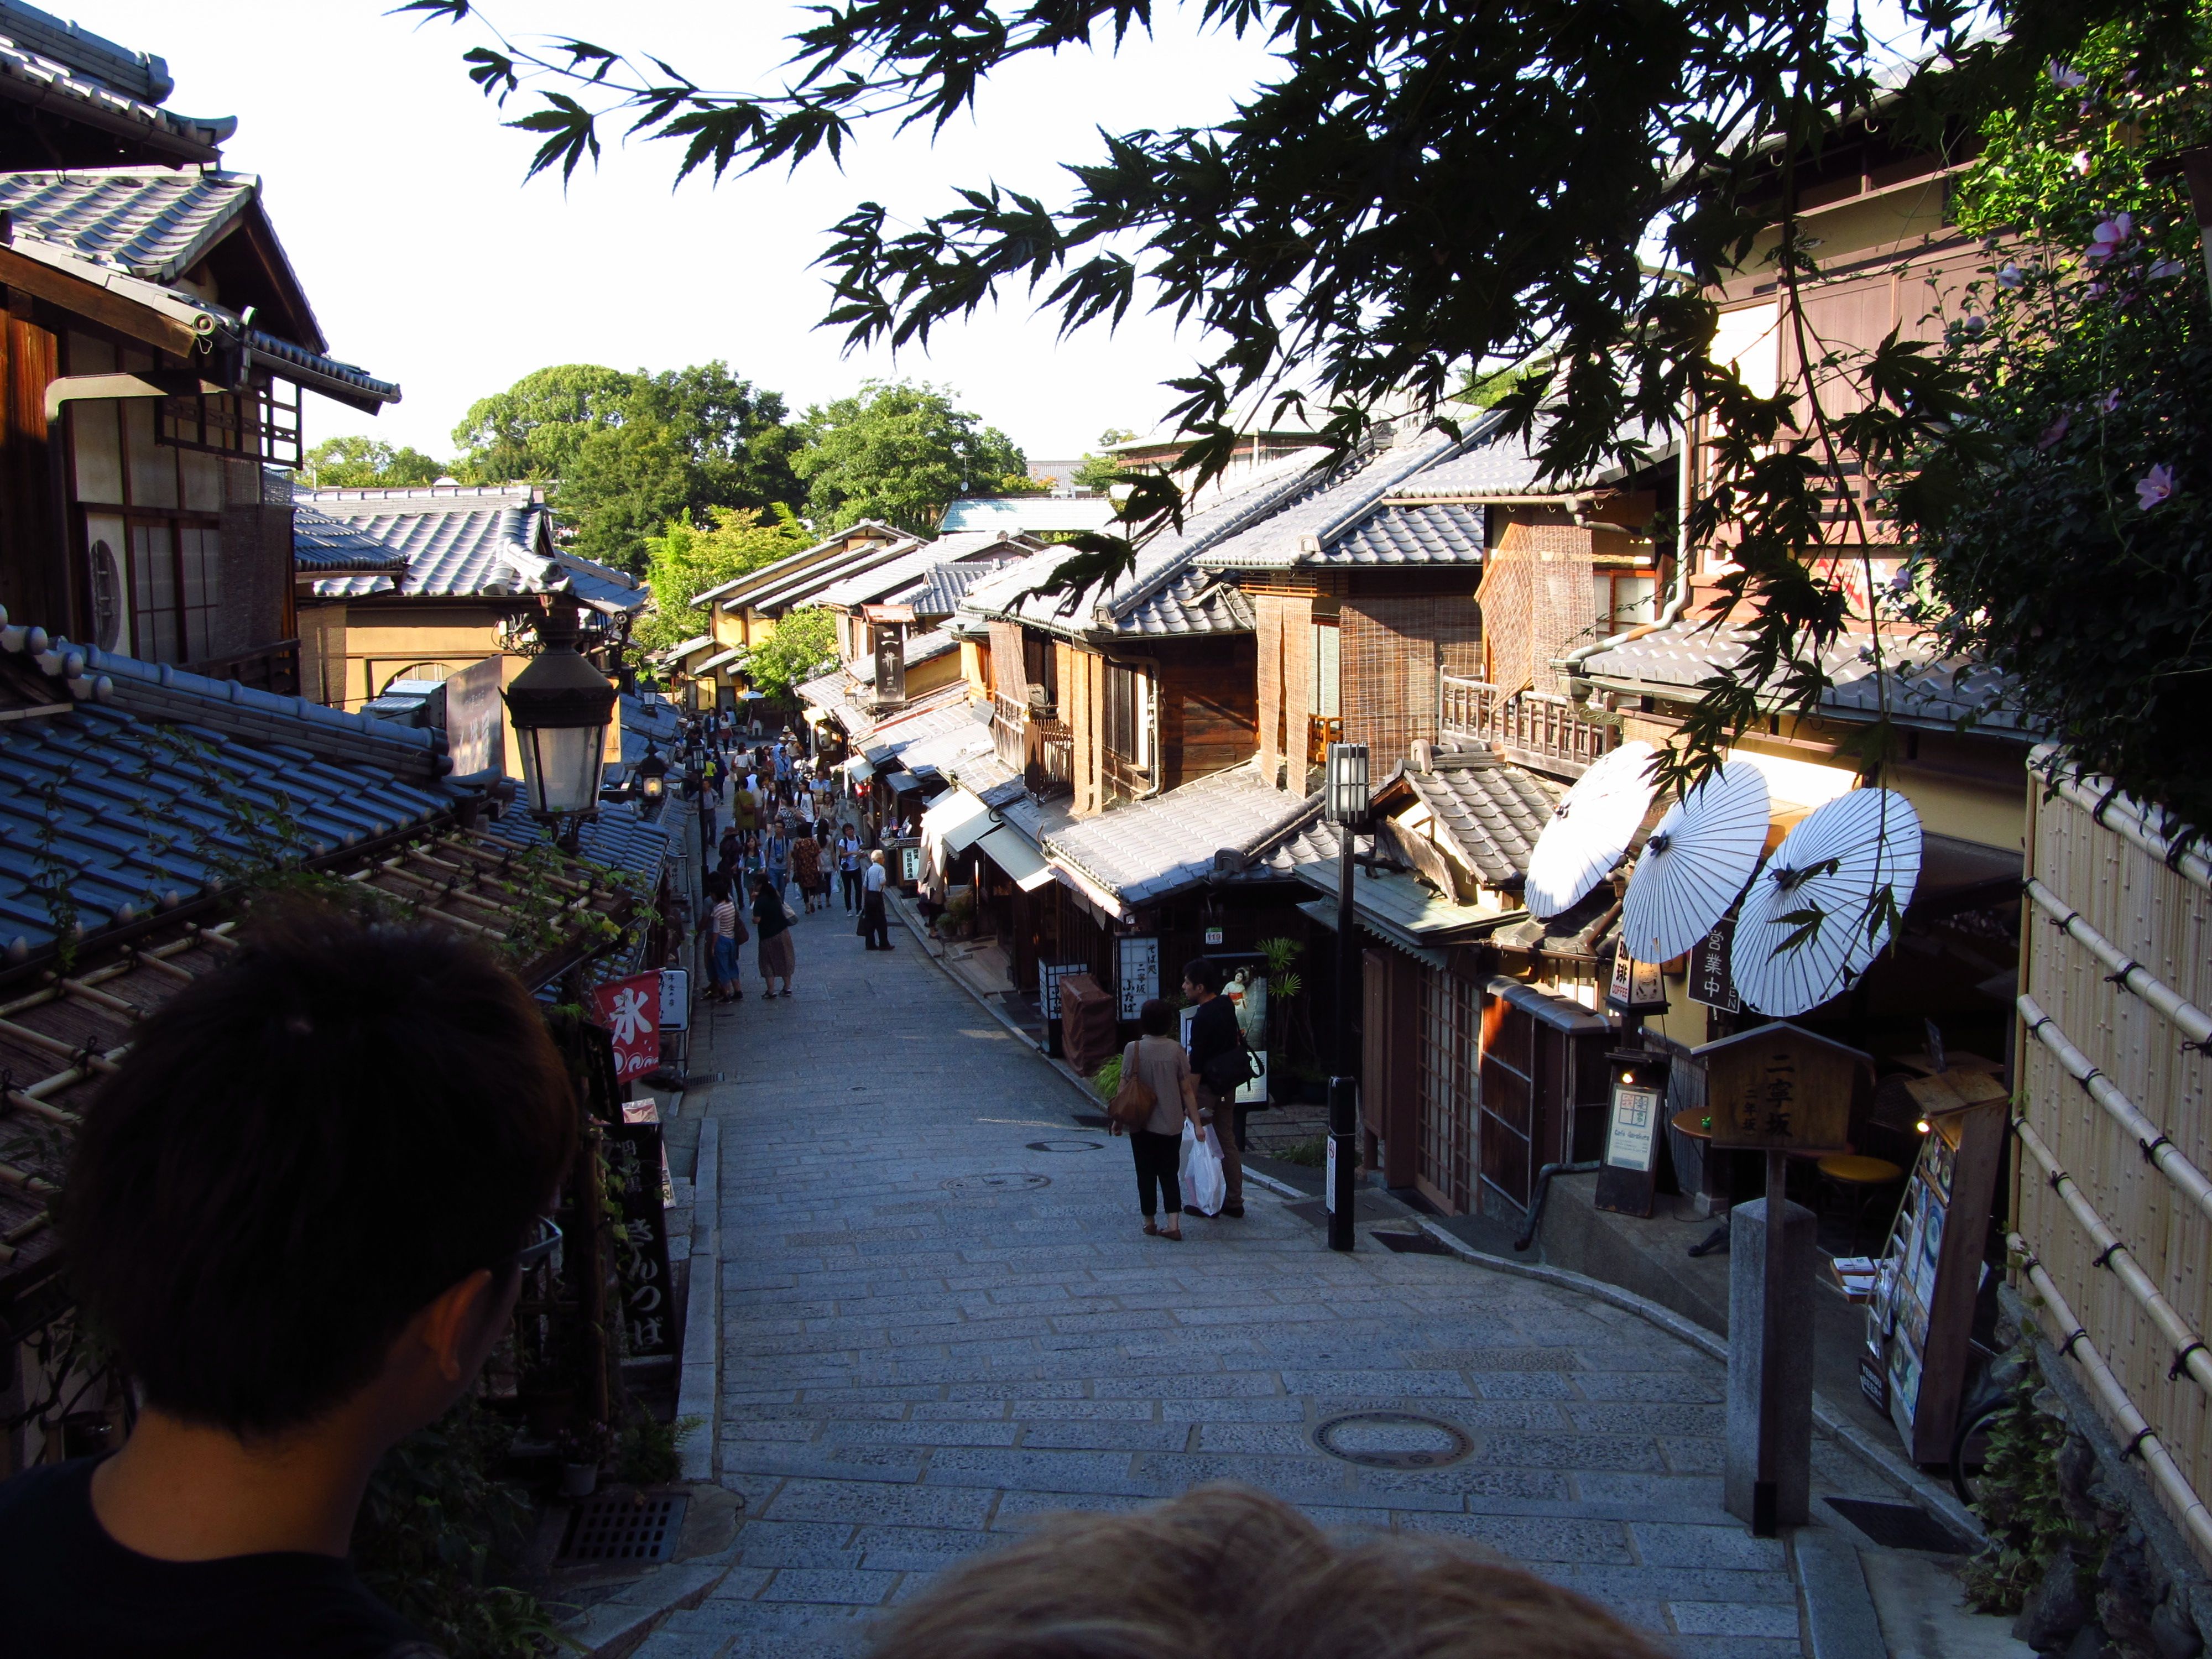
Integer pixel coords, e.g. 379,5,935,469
693,521,912,610
0,2,232,161
1400,761,1561,885
1578,621,2036,733
0,168,252,282
1383,414,1675,500
656,634,716,664
293,505,408,573
482,800,670,878
0,171,398,408
1287,817,1520,958
967,449,1335,640
905,627,956,665
1196,430,1467,571
909,559,1013,620
856,685,977,763
298,487,644,612
1327,502,1485,566
1042,761,1319,907
0,626,457,960
816,531,1035,612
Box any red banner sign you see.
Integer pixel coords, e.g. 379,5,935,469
589,973,661,1081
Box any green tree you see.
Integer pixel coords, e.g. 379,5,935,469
1900,12,2212,828
302,436,447,489
450,363,638,481
791,380,1027,533
634,505,810,656
451,361,802,573
740,604,838,699
1071,428,1136,494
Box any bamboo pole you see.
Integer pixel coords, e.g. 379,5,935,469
2012,1234,2212,1564
2025,878,2212,1048
2018,993,2212,1227
2013,1115,2212,1397
2038,762,2212,894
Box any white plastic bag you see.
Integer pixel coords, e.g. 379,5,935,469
1180,1120,1227,1217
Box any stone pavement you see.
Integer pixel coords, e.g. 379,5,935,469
640,890,1903,1658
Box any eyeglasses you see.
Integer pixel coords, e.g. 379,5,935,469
500,1214,563,1274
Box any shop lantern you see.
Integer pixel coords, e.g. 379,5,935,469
1323,741,1371,826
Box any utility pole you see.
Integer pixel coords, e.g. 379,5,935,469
1323,743,1370,1253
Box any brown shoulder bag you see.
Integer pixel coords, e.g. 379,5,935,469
1108,1041,1157,1130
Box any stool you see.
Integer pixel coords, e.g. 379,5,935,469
1817,1154,1904,1249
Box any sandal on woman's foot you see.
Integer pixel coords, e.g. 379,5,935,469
1143,1221,1160,1236
1161,1228,1183,1241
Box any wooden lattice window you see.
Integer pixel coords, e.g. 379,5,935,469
1417,968,1476,1213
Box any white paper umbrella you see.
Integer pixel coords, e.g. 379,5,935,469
1729,787,1923,1016
1522,740,1658,919
1619,761,1772,964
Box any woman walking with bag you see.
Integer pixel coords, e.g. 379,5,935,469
1109,998,1207,1240
750,870,796,998
790,825,825,914
706,875,747,1003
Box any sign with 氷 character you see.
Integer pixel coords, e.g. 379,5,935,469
588,973,662,1082
1694,1021,1868,1154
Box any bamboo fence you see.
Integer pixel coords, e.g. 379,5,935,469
2017,756,2212,1564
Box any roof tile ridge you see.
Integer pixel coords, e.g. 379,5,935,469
1099,453,1344,623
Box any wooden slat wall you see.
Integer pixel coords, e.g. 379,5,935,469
2018,781,2212,1556
1157,640,1258,790
0,301,65,631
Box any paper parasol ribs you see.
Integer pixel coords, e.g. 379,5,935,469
1729,787,1923,1017
1522,740,1658,919
1619,761,1772,965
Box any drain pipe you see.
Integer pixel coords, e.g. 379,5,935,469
1515,1160,1601,1251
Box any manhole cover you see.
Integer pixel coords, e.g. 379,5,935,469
1313,1411,1474,1469
1026,1139,1103,1153
557,1491,687,1563
942,1172,1053,1191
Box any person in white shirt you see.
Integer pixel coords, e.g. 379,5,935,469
836,825,865,914
860,849,893,951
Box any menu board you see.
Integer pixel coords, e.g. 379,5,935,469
1865,1093,2004,1461
1117,935,1161,1019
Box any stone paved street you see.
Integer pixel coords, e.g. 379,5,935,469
639,891,1900,1658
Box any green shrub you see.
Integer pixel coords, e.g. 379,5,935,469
1961,1357,2098,1614
617,1412,700,1486
1276,1136,1327,1168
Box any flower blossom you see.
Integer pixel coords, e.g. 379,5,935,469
1997,263,2025,289
2136,465,2176,509
2099,389,2122,414
2149,257,2188,279
2086,213,2133,265
2036,412,2072,450
2048,61,2088,88
2074,152,2093,176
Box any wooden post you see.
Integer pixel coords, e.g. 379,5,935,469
571,1120,612,1428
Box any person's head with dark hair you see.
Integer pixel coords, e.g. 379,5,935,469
34,906,576,1635
1181,957,1224,997
865,1484,1667,1659
1139,997,1177,1037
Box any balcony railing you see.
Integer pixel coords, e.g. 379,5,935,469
990,691,1028,774
1438,674,1616,778
1029,717,1074,796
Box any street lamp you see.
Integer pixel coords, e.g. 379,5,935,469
1323,741,1371,1252
637,744,670,811
503,594,617,849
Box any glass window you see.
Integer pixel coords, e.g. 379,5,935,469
178,526,222,661
130,523,180,662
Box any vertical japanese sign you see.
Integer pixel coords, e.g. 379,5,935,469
1689,909,1741,1012
1116,935,1160,1020
603,1122,676,1359
589,973,661,1082
1037,962,1089,1019
1698,1023,1856,1153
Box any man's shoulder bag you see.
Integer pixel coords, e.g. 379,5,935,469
1107,1043,1157,1130
1200,1029,1260,1098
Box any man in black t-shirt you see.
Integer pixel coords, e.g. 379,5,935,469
1181,957,1248,1217
0,911,577,1658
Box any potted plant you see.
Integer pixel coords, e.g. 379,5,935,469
942,886,976,940
553,1420,614,1498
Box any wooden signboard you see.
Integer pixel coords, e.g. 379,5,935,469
1694,1021,1868,1155
1594,1056,1667,1218
1867,1087,2007,1462
604,1121,676,1360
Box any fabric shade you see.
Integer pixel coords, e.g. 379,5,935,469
842,755,875,781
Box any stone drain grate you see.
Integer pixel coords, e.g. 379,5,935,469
1312,1410,1474,1469
557,1492,687,1564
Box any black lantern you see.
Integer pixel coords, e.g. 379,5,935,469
502,594,617,820
637,743,669,808
1323,741,1371,826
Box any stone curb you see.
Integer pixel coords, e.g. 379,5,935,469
675,1116,720,1483
1404,1214,1987,1545
560,1556,735,1659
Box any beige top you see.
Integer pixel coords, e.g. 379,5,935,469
1126,1036,1194,1137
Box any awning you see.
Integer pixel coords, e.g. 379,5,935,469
878,770,921,795
922,787,993,842
692,648,742,675
843,755,876,781
977,825,1057,891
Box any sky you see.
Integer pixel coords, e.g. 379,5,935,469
79,1,1281,463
